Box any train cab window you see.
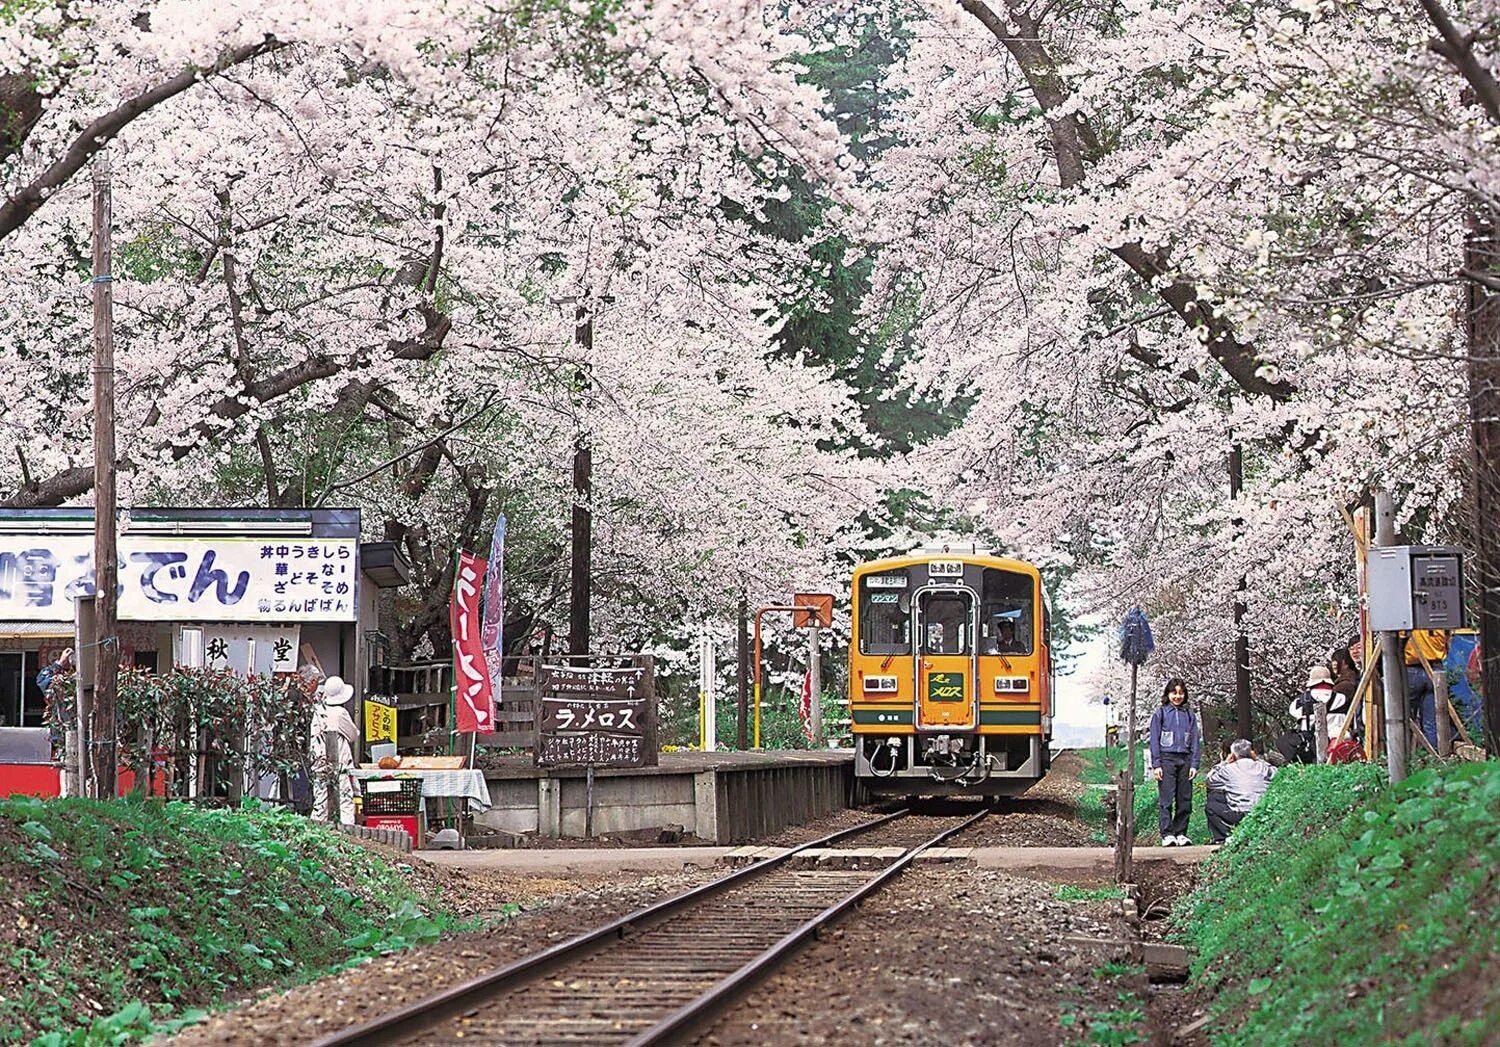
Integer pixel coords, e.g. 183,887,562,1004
858,575,911,655
981,568,1034,655
919,591,972,655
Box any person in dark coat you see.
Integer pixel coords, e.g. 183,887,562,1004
1148,678,1200,846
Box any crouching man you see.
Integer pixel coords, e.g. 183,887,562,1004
1205,738,1276,845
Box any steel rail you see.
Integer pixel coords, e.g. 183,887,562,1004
623,803,992,1046
310,806,911,1047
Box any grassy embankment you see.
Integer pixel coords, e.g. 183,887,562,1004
1076,746,1210,844
0,795,470,1045
1174,760,1500,1044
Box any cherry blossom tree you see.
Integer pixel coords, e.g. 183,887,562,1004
0,1,878,657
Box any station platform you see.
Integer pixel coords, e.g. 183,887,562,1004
474,749,853,845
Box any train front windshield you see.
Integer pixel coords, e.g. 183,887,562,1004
858,572,910,654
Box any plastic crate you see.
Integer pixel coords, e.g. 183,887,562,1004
358,776,424,815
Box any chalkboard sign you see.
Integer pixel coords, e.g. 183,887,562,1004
534,658,657,768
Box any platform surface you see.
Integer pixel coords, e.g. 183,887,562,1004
477,747,854,780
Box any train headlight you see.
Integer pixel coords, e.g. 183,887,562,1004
863,675,899,695
993,676,1029,695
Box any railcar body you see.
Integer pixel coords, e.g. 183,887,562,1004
848,550,1053,796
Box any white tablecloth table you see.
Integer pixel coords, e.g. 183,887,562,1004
345,768,492,813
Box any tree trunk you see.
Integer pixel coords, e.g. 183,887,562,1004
1466,224,1500,755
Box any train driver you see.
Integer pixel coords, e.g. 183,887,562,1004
990,616,1027,655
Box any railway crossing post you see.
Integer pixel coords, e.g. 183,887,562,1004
699,635,717,751
1118,607,1155,885
808,622,822,745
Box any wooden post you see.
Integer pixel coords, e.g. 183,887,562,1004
585,763,595,839
90,150,119,800
1414,645,1455,758
323,731,339,821
1315,702,1329,764
1375,490,1409,783
1118,662,1138,884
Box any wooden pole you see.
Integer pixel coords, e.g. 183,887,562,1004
323,731,339,822
1375,490,1409,783
569,303,593,658
585,763,595,839
90,150,119,800
1315,701,1329,764
1413,645,1456,757
1118,662,1138,884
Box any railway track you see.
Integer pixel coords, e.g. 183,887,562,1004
311,805,990,1046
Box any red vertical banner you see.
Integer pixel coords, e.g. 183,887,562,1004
800,668,815,743
451,551,496,734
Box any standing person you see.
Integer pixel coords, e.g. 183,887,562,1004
308,676,359,824
1148,678,1200,846
1204,739,1276,844
1331,649,1359,727
1404,629,1449,749
36,648,76,766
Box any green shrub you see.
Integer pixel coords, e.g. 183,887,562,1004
1175,761,1500,1045
0,796,461,1044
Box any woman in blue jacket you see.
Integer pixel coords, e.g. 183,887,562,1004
1148,678,1200,846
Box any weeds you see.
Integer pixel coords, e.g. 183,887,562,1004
1055,884,1126,902
0,795,463,1043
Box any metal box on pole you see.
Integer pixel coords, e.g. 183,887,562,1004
1367,545,1466,631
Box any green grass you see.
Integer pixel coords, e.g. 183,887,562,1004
1173,761,1500,1045
0,795,467,1044
1075,746,1211,844
1055,884,1126,902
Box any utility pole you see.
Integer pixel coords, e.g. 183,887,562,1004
568,302,592,659
1375,490,1408,783
1229,442,1253,740
90,151,119,799
1465,221,1500,755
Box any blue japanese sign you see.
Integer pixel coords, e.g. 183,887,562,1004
0,536,358,622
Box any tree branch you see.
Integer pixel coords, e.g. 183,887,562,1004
0,307,452,508
1419,0,1500,124
0,37,285,242
956,0,1296,402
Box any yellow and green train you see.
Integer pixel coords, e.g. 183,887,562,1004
849,549,1054,796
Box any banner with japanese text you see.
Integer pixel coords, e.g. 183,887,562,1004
450,550,496,733
0,535,357,622
480,514,506,711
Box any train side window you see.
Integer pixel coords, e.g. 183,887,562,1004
981,568,1034,655
858,579,910,655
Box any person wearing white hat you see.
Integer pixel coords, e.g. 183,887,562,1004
309,676,359,823
1286,665,1351,762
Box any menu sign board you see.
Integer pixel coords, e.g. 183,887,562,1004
535,660,657,769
